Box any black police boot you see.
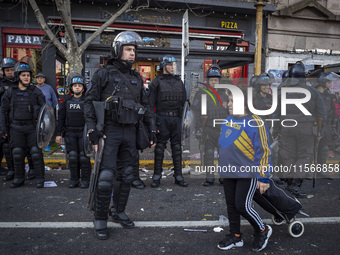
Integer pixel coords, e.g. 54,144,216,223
287,179,307,198
0,166,8,176
203,178,215,187
10,148,26,188
151,144,165,188
132,178,145,189
174,175,188,187
80,152,91,189
30,147,45,188
26,168,35,180
4,170,14,181
111,183,135,229
93,219,108,240
172,144,188,187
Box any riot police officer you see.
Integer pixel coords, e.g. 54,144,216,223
84,31,156,240
0,61,46,188
149,55,188,188
253,73,273,129
56,73,91,188
0,58,16,179
274,62,326,198
192,64,229,186
314,72,336,167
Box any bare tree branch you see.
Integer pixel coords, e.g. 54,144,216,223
79,0,134,54
28,0,67,55
55,0,78,51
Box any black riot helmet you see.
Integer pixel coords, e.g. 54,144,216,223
250,75,259,88
67,72,86,95
111,31,143,64
288,62,306,79
255,73,271,92
14,62,33,86
282,70,289,82
160,55,177,75
206,64,222,79
1,57,16,72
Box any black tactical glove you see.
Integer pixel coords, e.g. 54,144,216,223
195,129,202,140
0,130,7,143
149,131,157,146
88,129,103,145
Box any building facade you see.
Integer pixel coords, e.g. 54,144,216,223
265,0,340,88
0,0,277,98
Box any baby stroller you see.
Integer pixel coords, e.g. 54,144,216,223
253,179,309,238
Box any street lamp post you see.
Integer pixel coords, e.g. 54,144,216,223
254,0,267,76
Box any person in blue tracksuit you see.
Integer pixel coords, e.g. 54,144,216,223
217,90,272,252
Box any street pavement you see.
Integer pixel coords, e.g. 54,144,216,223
0,167,339,255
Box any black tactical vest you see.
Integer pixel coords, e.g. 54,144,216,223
203,89,229,127
101,65,143,125
321,92,333,123
66,97,85,128
156,75,184,111
283,84,316,123
10,87,34,120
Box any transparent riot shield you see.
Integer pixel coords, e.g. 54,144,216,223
36,104,56,149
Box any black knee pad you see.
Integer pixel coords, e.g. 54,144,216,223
68,151,78,161
79,151,90,164
30,147,42,160
122,166,134,185
3,143,11,154
98,169,114,192
12,147,25,159
171,143,181,156
155,143,165,155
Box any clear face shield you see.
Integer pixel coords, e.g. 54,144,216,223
165,62,177,75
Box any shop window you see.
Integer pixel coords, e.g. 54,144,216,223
6,47,42,77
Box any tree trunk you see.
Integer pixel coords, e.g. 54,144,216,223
67,53,83,74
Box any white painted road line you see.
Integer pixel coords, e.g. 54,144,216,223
0,217,340,228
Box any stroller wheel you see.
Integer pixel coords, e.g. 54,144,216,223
288,221,304,238
271,215,285,225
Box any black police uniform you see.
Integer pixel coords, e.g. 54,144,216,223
0,77,15,178
192,88,229,185
0,85,46,188
148,73,187,187
316,90,336,166
253,91,273,128
56,94,91,188
274,80,326,197
84,59,156,230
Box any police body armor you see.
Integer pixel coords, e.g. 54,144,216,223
101,65,144,125
321,93,333,124
10,87,34,121
66,98,85,129
156,74,184,113
282,83,316,125
204,89,229,128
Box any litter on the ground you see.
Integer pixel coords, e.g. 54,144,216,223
213,227,224,232
44,181,57,187
194,194,204,197
184,229,207,232
219,215,228,224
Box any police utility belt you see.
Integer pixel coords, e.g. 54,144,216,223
11,120,35,126
105,96,145,125
157,110,180,117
